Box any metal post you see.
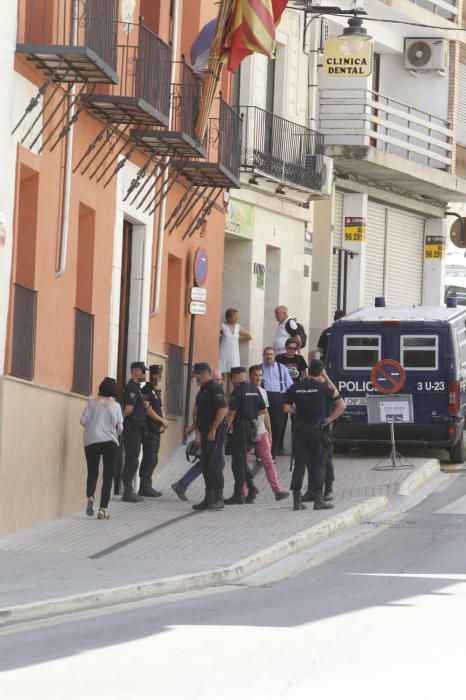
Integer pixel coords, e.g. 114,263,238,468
183,312,196,443
390,421,396,469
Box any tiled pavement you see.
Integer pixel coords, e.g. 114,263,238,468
0,439,436,609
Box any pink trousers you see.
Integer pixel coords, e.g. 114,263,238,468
254,432,282,494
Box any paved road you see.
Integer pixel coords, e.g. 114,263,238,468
1,470,465,700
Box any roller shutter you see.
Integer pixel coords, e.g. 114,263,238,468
331,191,344,313
457,62,466,147
364,201,387,306
385,208,424,306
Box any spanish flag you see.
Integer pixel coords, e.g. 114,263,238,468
225,0,288,72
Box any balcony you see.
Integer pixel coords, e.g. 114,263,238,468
407,0,457,21
319,88,466,203
239,106,324,196
17,0,118,84
131,60,207,160
82,23,171,128
171,98,242,189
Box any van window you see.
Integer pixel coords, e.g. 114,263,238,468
458,330,466,369
344,335,381,370
401,336,437,370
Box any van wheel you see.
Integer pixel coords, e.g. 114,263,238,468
449,427,466,464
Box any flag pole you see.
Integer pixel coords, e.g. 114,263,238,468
195,0,234,142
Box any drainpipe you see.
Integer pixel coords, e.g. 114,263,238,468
307,15,320,132
150,0,180,315
56,0,79,277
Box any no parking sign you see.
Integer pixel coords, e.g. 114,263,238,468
371,359,406,395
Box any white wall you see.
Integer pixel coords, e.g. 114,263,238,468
379,53,449,120
0,3,19,374
222,190,312,367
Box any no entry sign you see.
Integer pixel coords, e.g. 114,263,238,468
371,359,406,394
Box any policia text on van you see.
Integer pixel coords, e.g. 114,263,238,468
326,301,466,463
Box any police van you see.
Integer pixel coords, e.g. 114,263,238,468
326,301,466,463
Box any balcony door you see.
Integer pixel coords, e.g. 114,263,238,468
370,53,381,147
264,57,276,162
117,221,132,394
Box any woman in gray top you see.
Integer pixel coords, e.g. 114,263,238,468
80,377,123,520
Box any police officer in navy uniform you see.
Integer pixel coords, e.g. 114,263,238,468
121,361,148,503
139,365,169,497
283,359,346,511
191,362,228,511
225,366,266,505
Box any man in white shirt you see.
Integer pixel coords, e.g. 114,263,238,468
273,305,301,356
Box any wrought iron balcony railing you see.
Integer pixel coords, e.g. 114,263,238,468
17,0,118,84
171,97,242,188
133,60,206,159
240,106,323,192
82,22,171,127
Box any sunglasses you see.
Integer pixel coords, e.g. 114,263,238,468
288,346,298,351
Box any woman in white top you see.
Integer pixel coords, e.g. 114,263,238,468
80,377,123,520
219,308,251,377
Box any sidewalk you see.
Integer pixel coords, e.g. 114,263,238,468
0,443,440,625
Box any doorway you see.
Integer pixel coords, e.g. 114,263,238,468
117,220,133,393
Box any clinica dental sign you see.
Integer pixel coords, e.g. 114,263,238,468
323,38,373,78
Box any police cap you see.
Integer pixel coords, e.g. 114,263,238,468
149,364,163,375
130,361,148,372
193,362,211,373
230,366,247,375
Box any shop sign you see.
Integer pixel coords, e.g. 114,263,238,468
253,263,265,290
226,199,254,240
323,38,373,77
424,235,445,260
304,228,312,255
344,216,366,242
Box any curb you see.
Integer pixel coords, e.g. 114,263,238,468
397,459,440,497
0,496,390,628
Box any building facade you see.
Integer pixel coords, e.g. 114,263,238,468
0,0,240,534
308,0,466,345
222,7,326,364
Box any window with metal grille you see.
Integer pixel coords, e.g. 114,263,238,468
72,308,94,395
11,284,37,380
165,344,184,416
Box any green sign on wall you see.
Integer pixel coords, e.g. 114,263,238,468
226,199,255,240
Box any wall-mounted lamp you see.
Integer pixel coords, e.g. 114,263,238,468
338,15,372,56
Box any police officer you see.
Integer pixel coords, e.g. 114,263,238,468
121,361,148,503
191,362,228,511
225,366,266,505
283,359,346,511
139,364,169,497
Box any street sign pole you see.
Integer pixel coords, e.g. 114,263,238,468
183,312,196,444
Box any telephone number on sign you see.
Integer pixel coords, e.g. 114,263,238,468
416,381,445,391
425,249,444,259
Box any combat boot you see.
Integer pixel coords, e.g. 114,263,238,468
302,488,315,502
192,489,212,511
224,486,245,505
207,489,224,510
293,491,307,511
245,483,259,503
314,490,335,510
323,487,334,501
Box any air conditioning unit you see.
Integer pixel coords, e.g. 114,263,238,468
320,156,333,197
404,38,448,72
